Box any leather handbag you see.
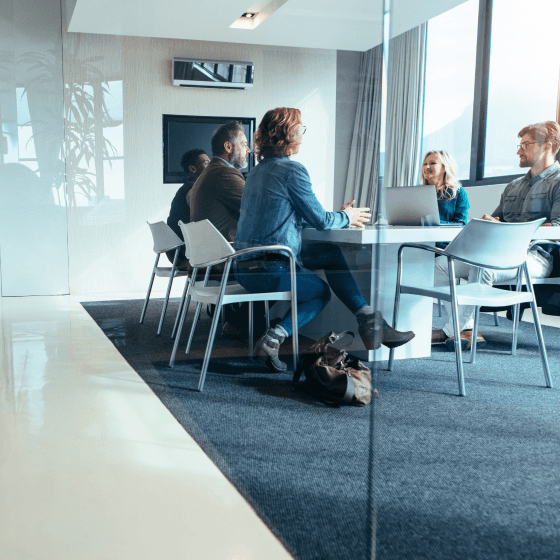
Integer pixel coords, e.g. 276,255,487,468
294,331,377,406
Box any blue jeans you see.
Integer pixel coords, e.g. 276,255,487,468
234,243,367,336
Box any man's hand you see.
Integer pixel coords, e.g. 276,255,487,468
481,214,501,222
341,199,355,211
345,206,371,229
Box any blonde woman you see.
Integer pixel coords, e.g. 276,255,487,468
421,150,469,225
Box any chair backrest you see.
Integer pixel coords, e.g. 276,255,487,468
147,221,184,253
180,219,235,268
443,218,546,269
178,220,191,258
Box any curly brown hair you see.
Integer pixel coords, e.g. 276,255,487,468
254,107,302,162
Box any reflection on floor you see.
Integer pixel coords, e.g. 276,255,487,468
0,294,292,560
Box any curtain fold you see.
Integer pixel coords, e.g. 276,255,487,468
344,24,427,216
384,23,427,189
343,45,383,211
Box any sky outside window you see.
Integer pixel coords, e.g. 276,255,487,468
422,0,478,181
484,0,560,177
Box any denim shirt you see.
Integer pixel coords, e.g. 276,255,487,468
438,186,469,225
234,155,349,263
492,161,560,225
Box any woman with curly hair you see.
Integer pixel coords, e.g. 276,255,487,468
421,150,469,225
234,107,414,372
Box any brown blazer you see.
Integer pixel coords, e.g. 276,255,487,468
189,158,245,242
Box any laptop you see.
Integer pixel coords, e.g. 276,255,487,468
383,185,463,227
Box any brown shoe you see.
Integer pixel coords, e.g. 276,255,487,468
431,329,448,345
445,330,486,351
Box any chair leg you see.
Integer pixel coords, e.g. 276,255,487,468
172,276,190,339
529,301,553,388
139,254,159,324
248,301,254,358
158,248,180,335
512,303,520,356
198,262,232,392
494,311,500,326
437,299,442,317
289,260,299,372
387,288,402,372
185,302,203,356
470,306,480,364
169,269,197,368
264,301,270,329
448,262,465,396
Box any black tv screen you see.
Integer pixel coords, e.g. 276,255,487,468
163,114,256,183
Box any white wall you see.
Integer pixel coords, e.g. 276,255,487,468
63,34,337,295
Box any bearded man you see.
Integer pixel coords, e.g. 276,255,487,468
189,121,250,241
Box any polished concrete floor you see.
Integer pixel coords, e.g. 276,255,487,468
0,294,293,560
1,294,558,560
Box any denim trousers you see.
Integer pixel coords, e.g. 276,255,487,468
234,243,367,336
434,250,553,337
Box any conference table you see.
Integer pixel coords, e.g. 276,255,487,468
299,225,560,362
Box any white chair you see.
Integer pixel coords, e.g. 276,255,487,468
139,221,189,336
388,218,552,396
169,219,299,393
492,240,560,353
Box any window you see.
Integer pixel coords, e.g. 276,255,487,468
422,0,560,185
422,0,479,180
484,0,560,177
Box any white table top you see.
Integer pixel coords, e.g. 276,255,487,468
302,225,560,244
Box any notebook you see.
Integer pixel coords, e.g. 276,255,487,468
383,186,463,227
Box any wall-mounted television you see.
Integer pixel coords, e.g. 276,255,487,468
163,114,256,184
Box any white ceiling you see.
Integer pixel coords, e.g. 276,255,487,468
68,0,468,52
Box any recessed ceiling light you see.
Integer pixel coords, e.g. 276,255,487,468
242,12,257,18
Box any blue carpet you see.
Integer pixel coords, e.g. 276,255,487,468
83,299,560,560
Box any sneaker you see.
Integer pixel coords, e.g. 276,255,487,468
254,328,287,372
357,311,415,351
444,330,486,351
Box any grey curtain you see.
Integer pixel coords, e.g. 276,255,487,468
384,23,427,189
344,24,427,214
343,45,384,211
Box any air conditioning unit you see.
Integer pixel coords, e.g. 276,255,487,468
172,57,254,90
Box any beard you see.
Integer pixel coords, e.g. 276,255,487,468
231,149,247,170
519,156,532,168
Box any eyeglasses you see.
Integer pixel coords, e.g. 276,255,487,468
300,125,307,135
517,141,543,151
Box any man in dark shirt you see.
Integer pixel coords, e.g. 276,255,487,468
166,149,209,268
190,121,249,241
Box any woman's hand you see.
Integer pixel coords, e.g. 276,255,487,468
341,199,355,211
345,206,371,228
481,214,500,222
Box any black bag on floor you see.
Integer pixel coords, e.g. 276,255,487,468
294,331,377,407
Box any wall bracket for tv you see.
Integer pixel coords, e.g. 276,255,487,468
172,57,254,90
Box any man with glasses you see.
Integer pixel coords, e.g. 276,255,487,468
432,121,560,350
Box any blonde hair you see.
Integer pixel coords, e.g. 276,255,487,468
421,150,462,200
